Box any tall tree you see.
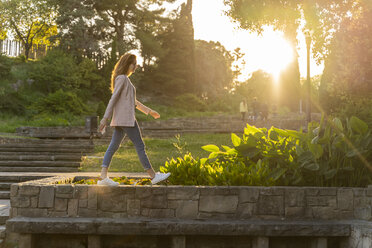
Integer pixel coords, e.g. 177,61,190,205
223,0,356,110
152,0,196,96
320,1,372,113
1,0,57,59
194,40,235,98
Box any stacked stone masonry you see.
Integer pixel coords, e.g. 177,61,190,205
9,176,372,221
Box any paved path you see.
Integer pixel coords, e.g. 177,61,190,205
0,171,149,178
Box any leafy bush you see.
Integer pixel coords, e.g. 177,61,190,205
174,93,207,111
161,116,372,187
30,89,89,115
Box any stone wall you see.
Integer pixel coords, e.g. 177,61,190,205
9,176,372,222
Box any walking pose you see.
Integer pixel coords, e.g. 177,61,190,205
98,53,171,186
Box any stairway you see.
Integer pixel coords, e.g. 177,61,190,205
0,139,94,173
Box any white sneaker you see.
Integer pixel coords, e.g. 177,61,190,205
151,172,171,185
97,177,119,186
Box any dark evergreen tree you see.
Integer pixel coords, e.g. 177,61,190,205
151,0,196,96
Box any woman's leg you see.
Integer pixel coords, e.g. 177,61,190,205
124,121,155,178
101,127,126,178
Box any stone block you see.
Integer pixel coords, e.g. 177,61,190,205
353,188,366,197
73,185,88,199
68,199,79,217
199,195,238,213
239,188,260,203
260,187,284,196
30,197,38,208
79,199,88,208
18,185,40,196
141,194,167,209
49,211,68,217
10,184,18,197
170,200,198,219
319,188,337,196
285,207,306,218
338,189,354,210
18,208,48,217
312,207,339,220
88,187,98,210
97,211,127,218
171,236,186,248
55,198,68,211
38,186,55,208
306,188,319,196
11,196,30,208
167,187,199,200
55,193,73,199
135,187,153,199
78,208,97,217
56,185,74,194
98,195,127,212
148,208,175,218
257,195,284,216
127,199,141,216
310,237,327,248
88,235,101,248
285,188,305,207
252,236,269,248
307,196,337,207
354,206,371,220
236,202,256,218
200,186,239,196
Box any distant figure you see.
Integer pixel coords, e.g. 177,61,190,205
240,99,248,121
261,102,269,121
252,97,259,120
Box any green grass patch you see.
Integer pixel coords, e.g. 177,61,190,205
80,133,232,172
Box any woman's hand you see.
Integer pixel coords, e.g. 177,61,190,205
149,110,160,119
99,118,108,133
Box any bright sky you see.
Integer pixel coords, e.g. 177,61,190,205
161,0,324,82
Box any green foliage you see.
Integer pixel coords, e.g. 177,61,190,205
174,93,206,112
30,89,89,115
151,0,195,96
74,176,152,186
161,116,372,187
29,50,80,94
1,0,57,59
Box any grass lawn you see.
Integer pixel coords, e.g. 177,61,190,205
80,133,232,172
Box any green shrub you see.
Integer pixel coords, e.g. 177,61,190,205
29,49,80,94
174,93,207,112
30,89,89,115
161,116,372,187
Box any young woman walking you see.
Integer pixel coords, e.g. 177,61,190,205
98,53,171,186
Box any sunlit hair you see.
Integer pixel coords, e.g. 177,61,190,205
110,53,136,93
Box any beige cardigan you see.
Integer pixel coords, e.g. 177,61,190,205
103,75,151,127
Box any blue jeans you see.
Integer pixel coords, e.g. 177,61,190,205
102,121,152,170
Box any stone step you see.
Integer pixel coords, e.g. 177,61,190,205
0,184,10,191
0,167,78,172
0,152,90,156
0,147,92,153
0,154,82,161
0,192,10,200
0,143,93,149
0,175,51,183
0,161,80,167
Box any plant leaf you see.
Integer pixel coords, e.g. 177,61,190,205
202,145,220,153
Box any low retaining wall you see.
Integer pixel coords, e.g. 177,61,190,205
6,176,372,248
8,176,372,221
